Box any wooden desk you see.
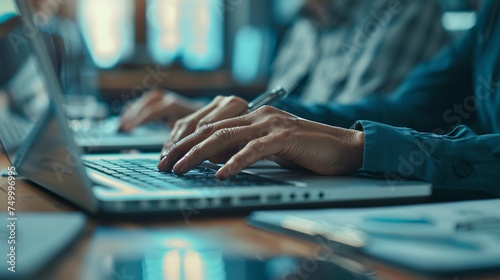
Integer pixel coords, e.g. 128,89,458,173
0,153,497,280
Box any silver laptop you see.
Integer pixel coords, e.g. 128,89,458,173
9,1,168,153
0,38,168,153
0,4,431,214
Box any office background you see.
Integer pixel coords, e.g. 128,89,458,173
0,0,479,105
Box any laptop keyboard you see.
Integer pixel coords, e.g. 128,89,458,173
0,115,31,146
84,159,292,191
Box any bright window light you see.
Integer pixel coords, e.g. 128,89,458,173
442,12,477,31
0,1,17,16
78,0,134,69
232,26,263,84
143,249,225,280
147,0,182,65
147,0,223,70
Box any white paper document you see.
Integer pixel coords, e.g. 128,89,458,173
248,199,500,276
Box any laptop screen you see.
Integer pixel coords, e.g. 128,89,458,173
0,11,97,211
0,17,51,164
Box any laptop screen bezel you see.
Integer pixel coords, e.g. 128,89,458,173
6,1,99,212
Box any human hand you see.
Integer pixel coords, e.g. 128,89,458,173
118,88,204,132
160,95,249,158
158,106,364,179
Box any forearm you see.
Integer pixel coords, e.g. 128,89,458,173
354,121,500,196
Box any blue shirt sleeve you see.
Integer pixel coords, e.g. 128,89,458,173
354,120,500,196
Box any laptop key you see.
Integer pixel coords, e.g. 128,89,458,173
84,159,292,192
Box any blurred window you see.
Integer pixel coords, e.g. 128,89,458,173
0,1,17,16
442,12,477,31
78,0,135,69
147,0,223,70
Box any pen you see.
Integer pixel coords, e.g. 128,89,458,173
247,86,288,112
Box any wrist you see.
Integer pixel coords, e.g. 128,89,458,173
352,130,365,171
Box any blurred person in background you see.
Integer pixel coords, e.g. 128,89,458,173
158,0,500,197
119,0,449,131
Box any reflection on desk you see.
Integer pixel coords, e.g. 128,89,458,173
1,152,499,280
82,227,375,280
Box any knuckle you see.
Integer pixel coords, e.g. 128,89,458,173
228,95,245,105
214,128,237,141
163,141,178,157
197,117,212,129
267,114,294,130
188,144,202,157
267,115,283,127
219,96,231,106
258,105,275,114
284,116,302,130
180,117,198,128
197,122,207,129
256,126,270,138
275,127,294,139
213,96,223,102
197,123,215,135
247,139,267,153
167,141,178,151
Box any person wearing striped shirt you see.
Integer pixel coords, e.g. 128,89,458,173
269,0,450,105
119,0,450,131
158,0,500,197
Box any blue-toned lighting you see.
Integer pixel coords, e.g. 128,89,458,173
442,12,477,31
181,0,223,70
143,249,225,280
78,0,134,69
0,1,17,16
232,26,264,84
147,0,182,65
273,0,304,24
147,0,223,70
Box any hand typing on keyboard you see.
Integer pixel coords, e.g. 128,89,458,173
160,95,250,157
158,106,364,179
118,89,206,132
85,159,290,189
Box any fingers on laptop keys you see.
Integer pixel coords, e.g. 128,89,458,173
160,95,248,159
119,89,165,132
158,106,291,179
158,106,365,179
119,89,203,132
